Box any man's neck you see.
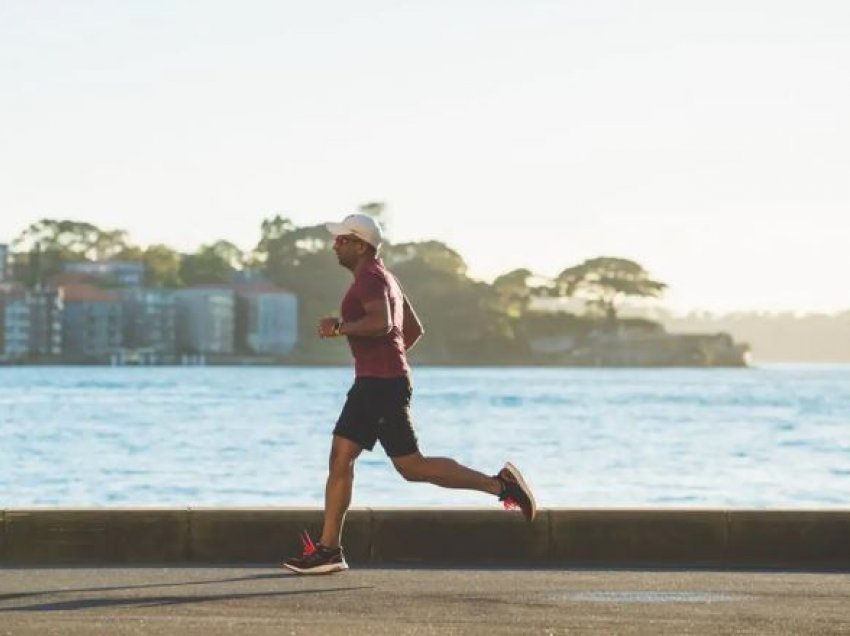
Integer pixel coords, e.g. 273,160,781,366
351,253,377,277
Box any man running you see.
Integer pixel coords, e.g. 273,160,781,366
283,213,536,574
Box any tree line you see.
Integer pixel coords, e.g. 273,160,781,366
8,207,668,363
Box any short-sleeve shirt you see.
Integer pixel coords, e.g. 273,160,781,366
341,256,410,378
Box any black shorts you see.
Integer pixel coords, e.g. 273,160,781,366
333,375,419,457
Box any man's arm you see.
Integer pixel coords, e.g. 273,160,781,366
401,294,424,351
318,298,391,338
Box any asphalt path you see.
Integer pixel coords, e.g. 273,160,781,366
1,566,849,635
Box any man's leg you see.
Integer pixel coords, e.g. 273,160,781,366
321,435,363,548
381,377,536,522
391,452,502,495
391,452,537,522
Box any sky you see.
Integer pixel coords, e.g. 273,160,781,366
1,1,848,313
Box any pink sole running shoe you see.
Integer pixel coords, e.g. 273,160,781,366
496,462,537,522
283,531,349,575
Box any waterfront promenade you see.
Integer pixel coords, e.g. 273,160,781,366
2,508,849,633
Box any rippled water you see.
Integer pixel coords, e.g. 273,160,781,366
1,365,848,508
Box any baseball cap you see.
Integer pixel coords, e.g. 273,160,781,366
325,213,383,249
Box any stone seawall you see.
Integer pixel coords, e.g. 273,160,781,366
2,508,848,568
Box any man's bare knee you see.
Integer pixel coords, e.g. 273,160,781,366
329,457,355,478
399,466,426,482
393,454,428,482
328,437,361,476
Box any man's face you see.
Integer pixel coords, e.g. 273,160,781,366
332,234,367,269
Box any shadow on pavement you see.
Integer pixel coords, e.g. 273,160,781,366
0,585,371,612
0,572,295,604
0,572,372,612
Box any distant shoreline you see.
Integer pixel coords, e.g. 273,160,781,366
4,358,848,368
2,361,849,368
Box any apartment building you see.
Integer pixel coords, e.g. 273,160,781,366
61,283,123,361
235,283,298,355
174,288,235,354
0,288,31,362
120,288,176,355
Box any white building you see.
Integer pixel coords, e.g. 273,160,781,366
0,290,31,361
174,288,235,354
235,283,298,355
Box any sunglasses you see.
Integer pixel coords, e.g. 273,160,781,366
333,234,363,246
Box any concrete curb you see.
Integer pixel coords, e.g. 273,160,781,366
2,508,849,568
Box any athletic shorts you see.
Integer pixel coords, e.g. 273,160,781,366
333,375,419,457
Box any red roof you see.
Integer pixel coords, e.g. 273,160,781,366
59,283,120,303
49,272,100,287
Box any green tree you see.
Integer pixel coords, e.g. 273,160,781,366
251,215,296,269
13,219,131,260
12,219,135,285
384,241,520,362
92,228,132,260
113,245,144,261
142,244,183,287
493,268,534,318
208,240,245,270
555,257,667,321
385,240,468,277
180,241,244,286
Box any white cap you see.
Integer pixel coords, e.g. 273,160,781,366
325,213,383,249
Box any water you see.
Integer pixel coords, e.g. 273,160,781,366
1,365,848,508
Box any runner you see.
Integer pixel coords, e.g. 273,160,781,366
283,213,536,574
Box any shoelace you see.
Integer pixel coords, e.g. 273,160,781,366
300,530,318,557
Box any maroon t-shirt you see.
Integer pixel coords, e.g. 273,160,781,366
341,257,410,378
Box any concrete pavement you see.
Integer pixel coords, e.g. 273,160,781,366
1,566,849,635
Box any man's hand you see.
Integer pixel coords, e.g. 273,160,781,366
319,299,391,340
317,316,341,339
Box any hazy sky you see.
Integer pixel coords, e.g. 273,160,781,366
1,1,848,313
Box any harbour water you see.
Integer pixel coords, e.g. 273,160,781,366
1,365,848,508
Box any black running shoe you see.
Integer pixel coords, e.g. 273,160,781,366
495,462,537,522
283,531,349,574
